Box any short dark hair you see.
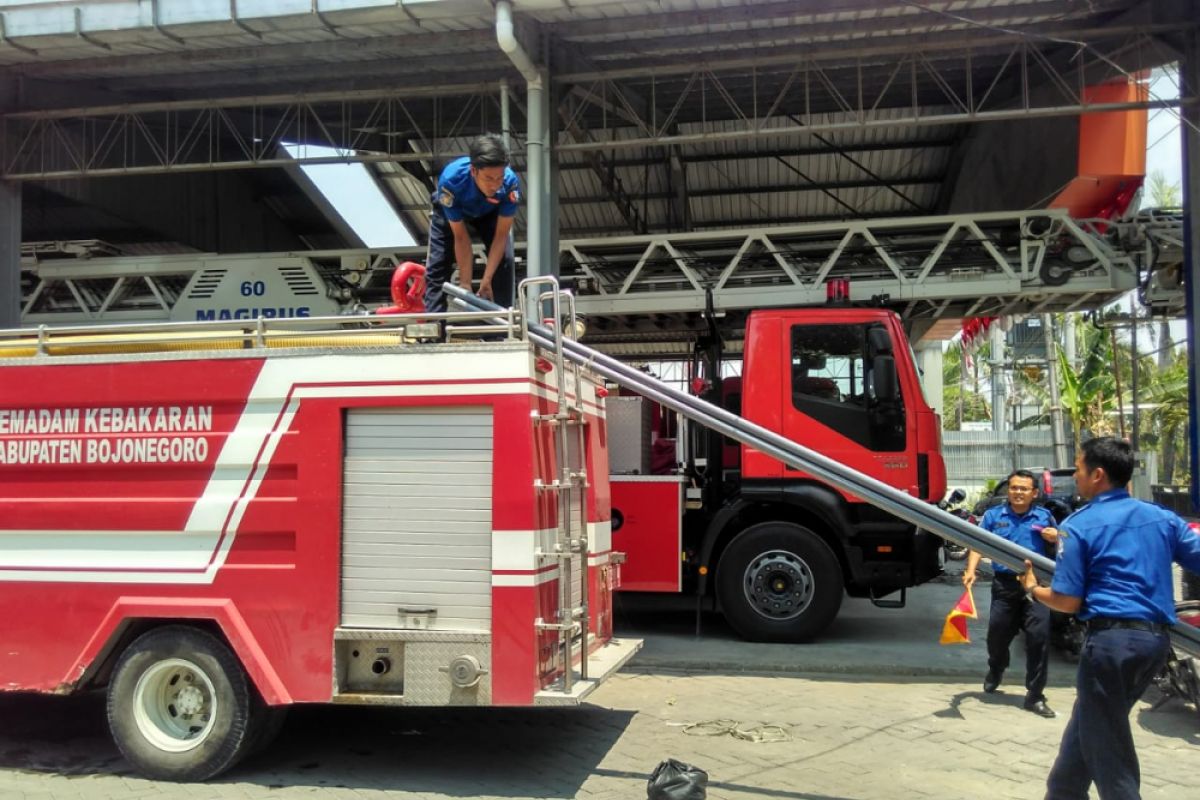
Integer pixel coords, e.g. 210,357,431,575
469,133,509,169
1006,469,1037,490
1080,437,1134,487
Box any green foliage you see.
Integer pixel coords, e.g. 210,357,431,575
1147,170,1182,209
941,341,991,430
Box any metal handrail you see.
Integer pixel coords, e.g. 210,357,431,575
0,310,521,357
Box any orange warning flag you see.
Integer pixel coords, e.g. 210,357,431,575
939,586,978,645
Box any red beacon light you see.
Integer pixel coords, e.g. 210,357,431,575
826,278,850,305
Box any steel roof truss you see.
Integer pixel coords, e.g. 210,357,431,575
917,53,969,115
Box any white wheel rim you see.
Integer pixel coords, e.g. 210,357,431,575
132,658,218,753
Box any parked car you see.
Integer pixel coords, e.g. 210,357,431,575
973,467,1082,523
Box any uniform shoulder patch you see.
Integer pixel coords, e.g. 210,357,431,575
508,188,520,203
439,188,455,208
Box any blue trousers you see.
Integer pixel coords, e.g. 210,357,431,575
987,573,1051,700
1045,628,1170,800
423,204,515,313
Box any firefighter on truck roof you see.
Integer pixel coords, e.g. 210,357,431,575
423,133,522,314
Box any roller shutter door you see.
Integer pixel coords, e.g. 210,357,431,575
341,407,493,631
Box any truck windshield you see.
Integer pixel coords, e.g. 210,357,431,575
791,323,906,451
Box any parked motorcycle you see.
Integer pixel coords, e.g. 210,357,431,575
1152,600,1200,721
937,488,973,561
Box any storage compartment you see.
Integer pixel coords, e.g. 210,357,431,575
610,476,685,591
333,629,492,705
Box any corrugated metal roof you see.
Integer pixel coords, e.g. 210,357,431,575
3,0,1175,246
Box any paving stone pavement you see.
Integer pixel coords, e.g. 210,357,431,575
2,669,1197,799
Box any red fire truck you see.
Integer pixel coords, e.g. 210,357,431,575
610,304,947,642
0,307,638,781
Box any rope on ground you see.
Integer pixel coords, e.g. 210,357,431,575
677,719,792,743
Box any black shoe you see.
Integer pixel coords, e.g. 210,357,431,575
1024,698,1056,718
983,671,1001,693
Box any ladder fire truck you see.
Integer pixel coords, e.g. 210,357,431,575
0,279,638,781
5,261,1200,783
14,208,1185,643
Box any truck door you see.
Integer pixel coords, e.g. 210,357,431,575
780,322,916,493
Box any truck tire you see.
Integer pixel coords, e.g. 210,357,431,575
245,703,289,758
106,625,257,782
716,521,844,642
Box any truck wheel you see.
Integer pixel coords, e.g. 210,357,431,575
245,703,289,758
716,522,844,642
106,626,256,782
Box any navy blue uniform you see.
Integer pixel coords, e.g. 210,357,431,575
979,502,1057,701
423,156,521,313
1046,489,1200,800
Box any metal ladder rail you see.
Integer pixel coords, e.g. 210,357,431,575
559,289,591,682
521,278,588,692
445,282,1200,658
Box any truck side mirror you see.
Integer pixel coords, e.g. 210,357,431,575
867,326,892,355
872,355,898,402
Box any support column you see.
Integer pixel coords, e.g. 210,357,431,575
0,77,18,329
1042,314,1070,468
990,323,1008,432
1185,31,1200,512
525,72,545,283
542,73,558,281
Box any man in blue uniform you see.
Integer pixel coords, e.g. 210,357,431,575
423,133,521,313
962,469,1058,717
1021,437,1200,800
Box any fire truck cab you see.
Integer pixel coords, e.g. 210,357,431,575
611,305,947,641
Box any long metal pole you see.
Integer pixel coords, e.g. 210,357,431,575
500,78,511,148
1110,326,1127,440
1042,314,1069,468
990,323,1007,433
444,283,1200,657
1131,308,1140,452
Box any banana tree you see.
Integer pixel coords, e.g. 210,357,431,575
1055,332,1120,442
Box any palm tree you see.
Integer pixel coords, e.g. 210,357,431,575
941,340,991,430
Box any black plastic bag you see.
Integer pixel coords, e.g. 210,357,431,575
647,758,708,800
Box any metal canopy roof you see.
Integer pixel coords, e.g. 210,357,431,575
2,0,1193,348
